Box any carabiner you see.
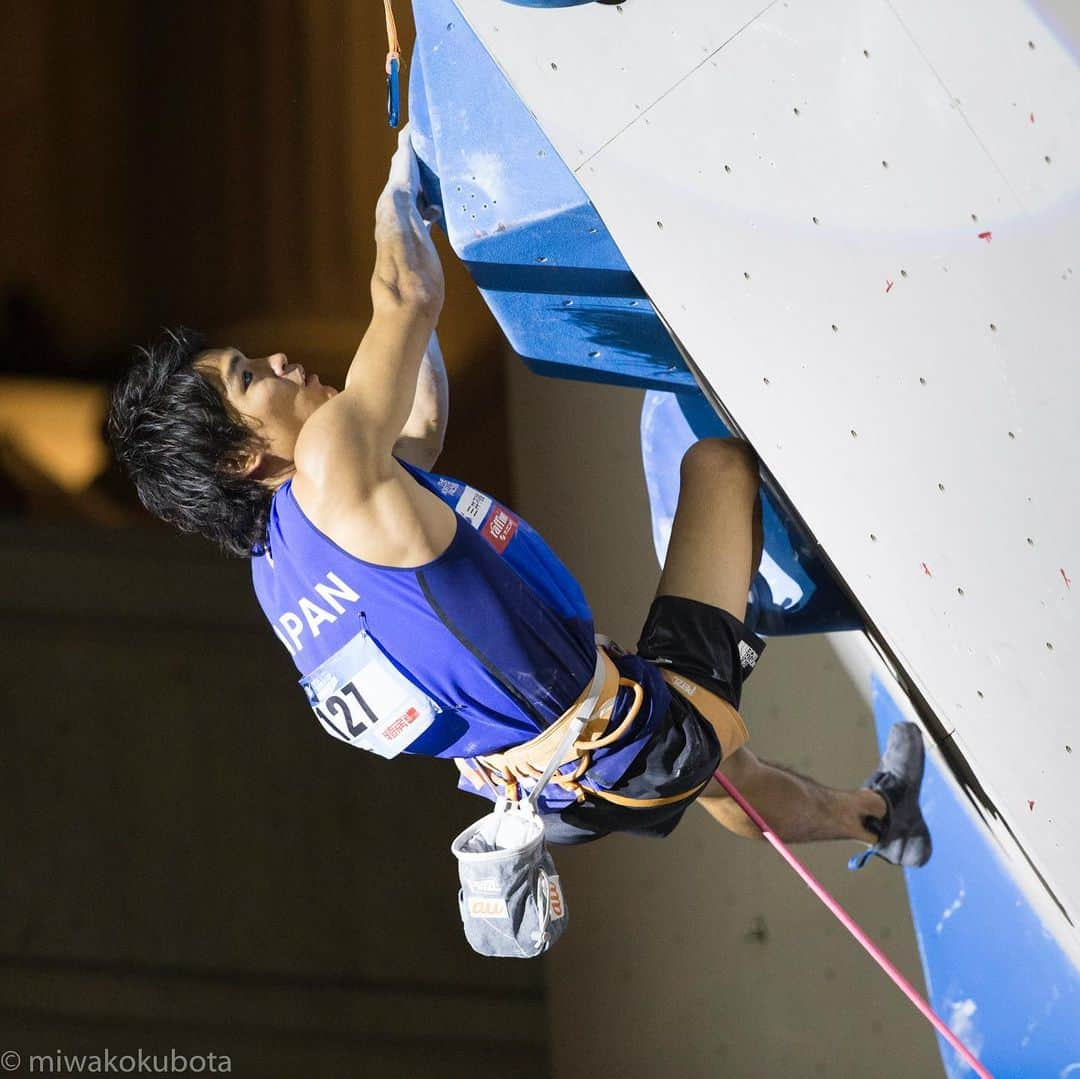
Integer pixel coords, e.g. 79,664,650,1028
386,55,400,128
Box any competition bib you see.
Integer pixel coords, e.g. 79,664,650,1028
300,623,438,759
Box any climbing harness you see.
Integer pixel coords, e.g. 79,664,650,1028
451,639,750,958
712,768,994,1078
457,642,748,808
383,0,401,127
458,646,663,806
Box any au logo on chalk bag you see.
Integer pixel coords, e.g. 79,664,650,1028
547,875,565,920
467,896,509,920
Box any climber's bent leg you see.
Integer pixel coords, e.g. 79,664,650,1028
637,436,767,745
657,437,763,620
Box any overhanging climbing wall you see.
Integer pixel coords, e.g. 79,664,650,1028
438,0,1080,940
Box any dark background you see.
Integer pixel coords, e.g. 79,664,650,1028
1,3,543,1075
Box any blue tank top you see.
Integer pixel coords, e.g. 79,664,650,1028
251,460,671,810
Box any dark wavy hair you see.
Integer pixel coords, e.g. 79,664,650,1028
107,327,271,558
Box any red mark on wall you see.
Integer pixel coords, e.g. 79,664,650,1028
1028,800,1035,812
921,562,932,577
978,231,993,242
885,280,894,293
1062,568,1072,588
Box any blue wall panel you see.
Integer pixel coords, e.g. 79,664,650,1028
872,679,1080,1077
410,0,696,391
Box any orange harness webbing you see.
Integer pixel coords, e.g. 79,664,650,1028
456,648,750,810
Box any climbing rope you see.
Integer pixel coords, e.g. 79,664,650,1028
384,0,402,127
711,768,994,1078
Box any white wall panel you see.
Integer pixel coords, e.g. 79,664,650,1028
451,0,772,168
454,0,1080,933
889,0,1080,212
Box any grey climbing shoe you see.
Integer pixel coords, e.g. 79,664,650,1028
849,722,933,870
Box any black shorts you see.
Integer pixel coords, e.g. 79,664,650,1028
542,596,766,845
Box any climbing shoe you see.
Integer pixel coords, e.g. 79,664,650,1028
849,721,933,870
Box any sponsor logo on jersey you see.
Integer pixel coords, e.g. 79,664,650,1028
482,507,518,554
437,477,461,497
468,878,503,895
455,486,493,528
738,640,759,671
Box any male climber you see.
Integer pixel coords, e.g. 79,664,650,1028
108,126,930,867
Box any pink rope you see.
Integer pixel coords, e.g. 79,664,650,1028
711,767,994,1079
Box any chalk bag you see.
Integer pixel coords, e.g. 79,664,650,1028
451,799,567,959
